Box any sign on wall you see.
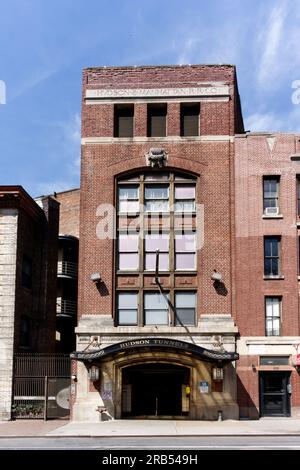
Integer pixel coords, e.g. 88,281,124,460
199,381,209,394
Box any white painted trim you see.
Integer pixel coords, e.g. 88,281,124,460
85,85,230,100
81,135,234,145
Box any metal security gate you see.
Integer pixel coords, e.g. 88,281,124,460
12,354,71,420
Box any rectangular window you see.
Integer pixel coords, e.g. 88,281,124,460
263,177,279,214
175,292,196,325
118,233,139,270
145,184,169,212
180,103,200,136
145,233,169,271
297,178,300,216
175,232,196,270
265,297,281,336
174,184,196,212
118,185,139,213
114,104,134,137
117,292,138,325
22,256,32,289
144,292,169,325
147,104,167,137
264,237,280,276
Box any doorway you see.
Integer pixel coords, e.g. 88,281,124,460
259,372,291,417
122,363,190,418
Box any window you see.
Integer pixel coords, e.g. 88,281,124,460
114,104,134,137
118,185,139,213
175,232,196,270
265,297,281,336
144,292,169,325
118,233,139,270
147,104,167,137
116,171,198,326
264,237,280,276
174,184,195,212
180,103,200,136
144,185,169,212
175,292,196,325
145,233,169,271
263,177,279,214
20,316,30,347
297,178,300,216
22,255,32,289
117,292,138,325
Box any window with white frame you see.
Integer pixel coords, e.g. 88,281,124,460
116,171,197,326
118,233,139,270
175,292,196,326
175,232,196,270
117,292,138,325
145,233,169,271
144,291,169,325
265,296,281,336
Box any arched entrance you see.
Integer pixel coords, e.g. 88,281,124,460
121,362,190,418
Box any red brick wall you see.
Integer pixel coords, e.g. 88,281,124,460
55,189,80,238
235,134,300,336
235,133,300,412
78,65,241,320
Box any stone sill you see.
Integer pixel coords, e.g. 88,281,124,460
263,275,285,280
262,214,283,219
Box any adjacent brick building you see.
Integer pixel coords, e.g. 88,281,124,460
54,189,80,353
0,186,59,420
235,133,300,418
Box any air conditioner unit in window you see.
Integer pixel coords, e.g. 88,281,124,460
265,207,279,216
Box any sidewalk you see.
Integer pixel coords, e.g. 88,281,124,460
1,418,300,437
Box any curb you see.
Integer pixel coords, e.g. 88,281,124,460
1,433,300,438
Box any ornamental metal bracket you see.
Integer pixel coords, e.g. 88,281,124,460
145,148,168,168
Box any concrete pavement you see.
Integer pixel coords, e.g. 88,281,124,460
1,418,300,437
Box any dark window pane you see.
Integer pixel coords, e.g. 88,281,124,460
114,105,134,137
271,239,278,256
20,316,30,347
147,104,167,137
264,239,271,257
271,258,279,275
22,256,32,289
180,103,199,136
264,258,271,275
175,308,195,326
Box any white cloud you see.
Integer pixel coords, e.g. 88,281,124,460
245,104,300,133
255,1,300,92
257,3,287,86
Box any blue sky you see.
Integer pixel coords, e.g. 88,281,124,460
0,0,300,196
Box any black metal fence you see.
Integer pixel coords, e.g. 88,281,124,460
12,354,71,420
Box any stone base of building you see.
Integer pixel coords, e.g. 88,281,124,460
71,314,239,421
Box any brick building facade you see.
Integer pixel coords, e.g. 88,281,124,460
235,133,300,418
71,65,245,421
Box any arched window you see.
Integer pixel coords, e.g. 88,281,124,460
116,171,197,327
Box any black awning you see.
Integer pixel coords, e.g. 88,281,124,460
71,337,239,364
